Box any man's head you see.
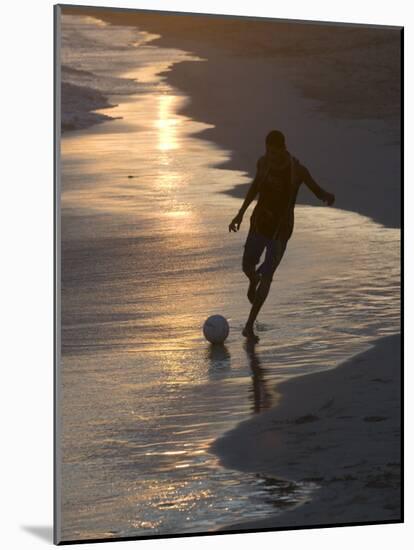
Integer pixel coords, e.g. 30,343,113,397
265,130,287,162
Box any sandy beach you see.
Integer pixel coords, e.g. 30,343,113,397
212,334,401,528
58,8,401,539
65,6,401,228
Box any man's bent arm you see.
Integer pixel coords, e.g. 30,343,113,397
229,162,262,232
302,166,334,203
238,177,260,216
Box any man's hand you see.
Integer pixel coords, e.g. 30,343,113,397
323,191,335,206
229,212,243,232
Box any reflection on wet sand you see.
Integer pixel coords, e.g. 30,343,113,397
208,341,274,413
207,344,231,379
244,341,274,414
157,94,180,151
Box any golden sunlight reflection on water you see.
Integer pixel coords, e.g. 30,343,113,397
156,94,181,151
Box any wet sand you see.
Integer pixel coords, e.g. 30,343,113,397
212,334,402,528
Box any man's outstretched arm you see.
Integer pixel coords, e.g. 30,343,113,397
229,164,261,232
302,165,335,206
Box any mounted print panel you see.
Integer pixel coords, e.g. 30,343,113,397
54,4,402,545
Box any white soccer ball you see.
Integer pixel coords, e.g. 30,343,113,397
203,315,230,344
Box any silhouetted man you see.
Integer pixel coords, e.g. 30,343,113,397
229,130,335,342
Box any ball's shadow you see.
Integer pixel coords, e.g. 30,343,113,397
206,344,231,380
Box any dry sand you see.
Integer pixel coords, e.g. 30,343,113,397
212,334,401,529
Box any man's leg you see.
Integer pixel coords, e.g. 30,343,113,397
242,276,273,341
242,230,266,304
246,273,261,305
243,238,287,341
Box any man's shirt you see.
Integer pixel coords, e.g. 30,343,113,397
249,153,326,240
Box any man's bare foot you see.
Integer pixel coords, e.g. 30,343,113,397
247,273,261,304
242,325,260,342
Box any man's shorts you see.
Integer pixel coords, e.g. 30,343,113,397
242,229,287,280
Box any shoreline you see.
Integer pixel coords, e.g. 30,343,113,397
212,334,401,530
62,6,401,229
61,81,119,133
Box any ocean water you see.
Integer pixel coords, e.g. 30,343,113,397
58,14,400,541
